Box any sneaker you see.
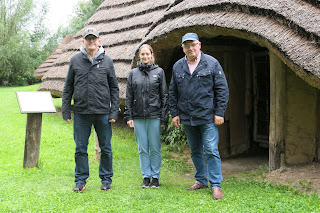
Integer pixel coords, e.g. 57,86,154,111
150,178,159,188
140,178,150,188
73,182,86,192
101,181,111,191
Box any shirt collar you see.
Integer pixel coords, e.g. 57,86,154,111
184,53,201,63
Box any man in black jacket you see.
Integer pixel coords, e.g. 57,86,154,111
62,28,119,192
169,33,229,200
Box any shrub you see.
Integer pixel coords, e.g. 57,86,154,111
161,115,188,151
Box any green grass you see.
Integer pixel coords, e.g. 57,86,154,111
0,84,320,212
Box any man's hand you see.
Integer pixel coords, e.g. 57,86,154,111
214,115,224,126
65,119,72,124
109,119,116,123
127,120,134,128
172,116,181,128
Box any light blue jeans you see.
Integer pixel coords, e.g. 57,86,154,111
133,119,161,179
184,123,222,189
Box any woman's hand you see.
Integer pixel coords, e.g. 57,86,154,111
127,120,134,128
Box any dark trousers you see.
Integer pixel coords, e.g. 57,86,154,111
73,114,113,184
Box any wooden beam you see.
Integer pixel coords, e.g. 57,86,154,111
269,52,286,171
23,113,42,168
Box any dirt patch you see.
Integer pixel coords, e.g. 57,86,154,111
263,163,320,195
223,155,320,195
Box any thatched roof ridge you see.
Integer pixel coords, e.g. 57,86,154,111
143,11,320,88
148,0,320,46
84,0,173,27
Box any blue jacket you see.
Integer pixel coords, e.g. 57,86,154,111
169,52,229,126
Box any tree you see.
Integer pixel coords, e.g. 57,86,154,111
0,0,103,85
49,0,103,44
0,0,50,85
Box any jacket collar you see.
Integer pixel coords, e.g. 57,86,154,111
80,46,105,64
137,61,158,72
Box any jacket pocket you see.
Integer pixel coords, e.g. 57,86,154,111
196,71,213,88
175,73,186,92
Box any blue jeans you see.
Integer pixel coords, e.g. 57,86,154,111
184,123,222,189
133,119,161,179
73,114,113,184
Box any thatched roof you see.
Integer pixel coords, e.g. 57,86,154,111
37,0,320,98
33,35,74,79
142,0,320,88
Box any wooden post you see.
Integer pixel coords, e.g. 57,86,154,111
23,113,42,168
94,131,101,162
269,52,286,171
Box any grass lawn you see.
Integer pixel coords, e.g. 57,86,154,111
0,84,319,212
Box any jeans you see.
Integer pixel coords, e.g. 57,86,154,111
133,119,161,179
73,114,113,184
184,123,222,189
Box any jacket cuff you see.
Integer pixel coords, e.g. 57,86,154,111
215,110,225,117
109,111,118,121
62,112,71,120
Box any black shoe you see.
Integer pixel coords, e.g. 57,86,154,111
101,181,111,191
150,178,159,188
73,182,86,192
140,178,150,188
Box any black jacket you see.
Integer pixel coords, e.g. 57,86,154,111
169,52,229,126
62,47,119,120
125,62,169,125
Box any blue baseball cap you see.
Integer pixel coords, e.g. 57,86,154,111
181,33,199,44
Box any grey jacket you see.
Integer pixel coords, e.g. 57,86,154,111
62,46,119,120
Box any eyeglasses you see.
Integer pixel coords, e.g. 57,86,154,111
85,37,98,42
182,42,199,49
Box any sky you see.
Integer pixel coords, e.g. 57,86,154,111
35,0,84,33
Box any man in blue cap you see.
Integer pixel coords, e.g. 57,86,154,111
169,32,229,200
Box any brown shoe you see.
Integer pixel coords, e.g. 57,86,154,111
212,187,223,200
187,181,208,190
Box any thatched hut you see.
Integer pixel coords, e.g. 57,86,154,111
36,0,320,170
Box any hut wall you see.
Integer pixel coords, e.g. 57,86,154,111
285,64,319,164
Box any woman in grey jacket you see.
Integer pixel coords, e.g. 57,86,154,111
125,44,168,188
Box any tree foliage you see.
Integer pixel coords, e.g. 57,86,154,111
49,0,103,48
0,0,103,86
0,0,51,85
